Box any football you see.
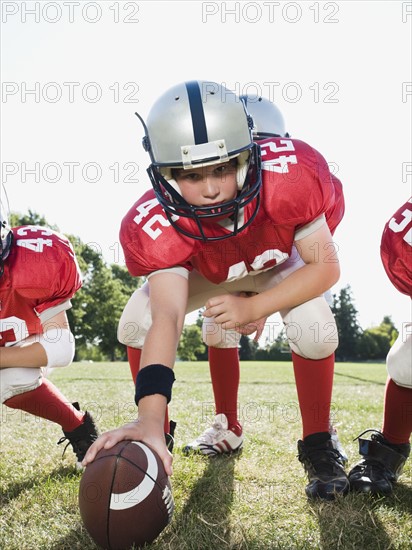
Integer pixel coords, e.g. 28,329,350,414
78,440,174,549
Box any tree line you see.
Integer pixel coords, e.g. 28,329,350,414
12,211,398,363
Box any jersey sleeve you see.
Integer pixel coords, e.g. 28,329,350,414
38,299,73,323
35,231,82,315
12,226,83,316
119,191,194,277
294,215,326,241
380,198,412,297
296,141,337,227
325,174,345,236
260,138,336,229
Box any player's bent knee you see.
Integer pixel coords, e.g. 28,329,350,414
39,328,75,368
202,318,241,348
282,296,339,359
288,339,338,360
387,332,412,389
284,320,339,358
1,367,43,403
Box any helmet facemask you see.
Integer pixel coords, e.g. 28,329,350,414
147,143,261,241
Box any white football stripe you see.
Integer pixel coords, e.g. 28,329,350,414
110,442,158,510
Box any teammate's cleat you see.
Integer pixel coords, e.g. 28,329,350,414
348,430,410,496
182,413,243,456
165,420,177,453
57,402,99,469
329,423,348,466
297,433,350,500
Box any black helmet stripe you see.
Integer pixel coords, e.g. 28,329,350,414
185,81,208,144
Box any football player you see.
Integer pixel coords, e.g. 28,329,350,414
348,198,411,495
0,198,98,468
183,93,348,468
83,80,348,500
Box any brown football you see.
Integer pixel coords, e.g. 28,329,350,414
79,440,174,549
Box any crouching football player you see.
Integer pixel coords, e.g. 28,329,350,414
0,205,98,468
348,198,411,495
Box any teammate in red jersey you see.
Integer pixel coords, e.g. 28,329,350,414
0,202,98,468
348,198,411,495
182,94,348,466
83,80,348,500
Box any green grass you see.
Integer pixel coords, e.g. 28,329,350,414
1,361,411,549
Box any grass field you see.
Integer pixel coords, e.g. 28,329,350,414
1,361,411,550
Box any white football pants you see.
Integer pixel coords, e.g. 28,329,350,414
118,251,338,361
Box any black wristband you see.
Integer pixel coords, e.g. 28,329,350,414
135,364,175,405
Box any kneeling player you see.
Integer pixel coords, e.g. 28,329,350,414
348,198,411,495
84,80,349,501
0,204,98,468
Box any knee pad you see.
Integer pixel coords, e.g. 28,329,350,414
117,286,151,348
387,326,412,388
1,367,43,403
282,296,339,360
38,328,75,369
202,316,241,348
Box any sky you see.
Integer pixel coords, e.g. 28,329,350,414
1,1,411,334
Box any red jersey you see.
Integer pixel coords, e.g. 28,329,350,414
327,174,345,236
380,198,412,297
120,138,344,284
0,226,82,346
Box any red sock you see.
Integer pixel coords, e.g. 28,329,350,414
127,346,170,434
4,378,84,432
292,351,334,439
127,346,142,384
382,377,412,444
208,347,241,431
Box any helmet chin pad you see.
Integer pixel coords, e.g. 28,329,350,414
159,150,250,196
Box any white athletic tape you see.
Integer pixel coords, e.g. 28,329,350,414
202,316,241,348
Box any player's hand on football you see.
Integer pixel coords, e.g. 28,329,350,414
82,419,173,476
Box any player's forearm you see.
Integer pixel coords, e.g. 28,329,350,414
135,318,180,426
0,342,48,369
140,316,183,369
254,260,340,319
137,394,168,424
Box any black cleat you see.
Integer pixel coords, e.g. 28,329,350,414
348,430,410,496
298,433,349,501
57,402,99,469
165,420,177,453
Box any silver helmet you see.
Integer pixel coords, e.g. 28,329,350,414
240,94,289,139
0,187,13,276
137,80,262,241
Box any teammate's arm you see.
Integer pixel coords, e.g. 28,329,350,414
203,223,340,328
0,311,71,369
